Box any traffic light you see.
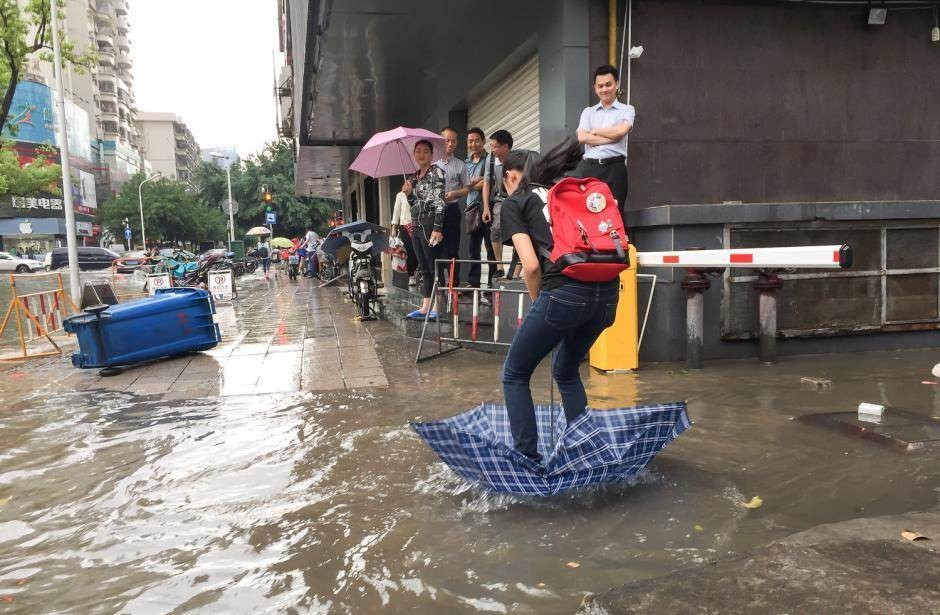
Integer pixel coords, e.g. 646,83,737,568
262,190,273,211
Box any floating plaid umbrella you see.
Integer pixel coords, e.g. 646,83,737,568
412,402,690,496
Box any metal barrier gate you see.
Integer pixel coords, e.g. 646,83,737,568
0,272,79,361
413,244,851,366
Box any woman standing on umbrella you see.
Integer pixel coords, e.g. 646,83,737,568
499,140,619,463
402,139,446,319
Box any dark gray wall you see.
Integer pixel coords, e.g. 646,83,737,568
627,1,940,211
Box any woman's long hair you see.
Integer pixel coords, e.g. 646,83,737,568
502,138,583,191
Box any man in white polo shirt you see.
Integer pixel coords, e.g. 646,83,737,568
574,64,635,218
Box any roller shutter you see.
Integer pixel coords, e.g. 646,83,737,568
467,55,540,152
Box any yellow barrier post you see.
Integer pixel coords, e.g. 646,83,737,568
590,244,639,372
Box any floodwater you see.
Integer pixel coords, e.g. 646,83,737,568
1,278,940,613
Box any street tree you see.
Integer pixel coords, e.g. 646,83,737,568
99,173,227,248
0,140,59,195
192,139,338,239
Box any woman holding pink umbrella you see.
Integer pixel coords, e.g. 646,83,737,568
402,139,445,319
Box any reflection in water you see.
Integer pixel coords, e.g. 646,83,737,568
1,346,939,613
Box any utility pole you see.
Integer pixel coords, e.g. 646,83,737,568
50,2,80,302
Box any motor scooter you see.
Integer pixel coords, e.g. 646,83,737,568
321,221,389,321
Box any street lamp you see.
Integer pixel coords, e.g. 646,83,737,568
137,171,162,249
49,1,80,302
210,152,235,246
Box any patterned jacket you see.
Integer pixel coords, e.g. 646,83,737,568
407,165,446,232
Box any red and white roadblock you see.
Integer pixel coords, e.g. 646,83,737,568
637,244,852,269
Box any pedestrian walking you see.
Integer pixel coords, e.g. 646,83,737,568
573,64,635,216
499,140,619,462
288,247,300,280
482,129,513,282
435,127,470,289
303,225,321,278
258,238,272,278
465,127,497,291
391,189,418,286
403,139,445,320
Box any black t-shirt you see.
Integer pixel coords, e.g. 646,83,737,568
499,187,570,291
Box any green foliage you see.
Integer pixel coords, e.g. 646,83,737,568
0,140,60,195
99,173,227,246
0,0,97,136
192,139,338,238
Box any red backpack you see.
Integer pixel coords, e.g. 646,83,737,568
541,176,630,282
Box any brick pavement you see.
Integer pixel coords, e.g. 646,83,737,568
58,276,388,399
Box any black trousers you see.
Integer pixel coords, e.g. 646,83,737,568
437,202,462,287
573,157,629,217
467,217,496,288
412,221,439,299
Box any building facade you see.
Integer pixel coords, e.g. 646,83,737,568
137,112,201,183
279,0,940,362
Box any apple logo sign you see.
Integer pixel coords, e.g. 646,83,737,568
18,220,32,235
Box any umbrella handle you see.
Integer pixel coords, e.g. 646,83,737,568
550,349,556,454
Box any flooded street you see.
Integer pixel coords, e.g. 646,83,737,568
1,274,939,613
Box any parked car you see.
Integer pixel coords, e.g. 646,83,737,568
114,251,151,273
0,251,45,273
47,246,121,271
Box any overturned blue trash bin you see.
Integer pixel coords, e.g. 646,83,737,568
64,287,221,369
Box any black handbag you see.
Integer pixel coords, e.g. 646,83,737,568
465,203,482,234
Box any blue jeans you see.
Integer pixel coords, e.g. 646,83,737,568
502,281,619,460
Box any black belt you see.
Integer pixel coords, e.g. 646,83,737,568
585,155,625,165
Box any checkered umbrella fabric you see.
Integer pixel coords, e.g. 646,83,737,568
412,402,690,496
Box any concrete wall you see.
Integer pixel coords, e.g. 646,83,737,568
627,1,940,211
137,119,178,180
630,202,940,363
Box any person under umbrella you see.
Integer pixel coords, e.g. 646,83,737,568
402,139,445,320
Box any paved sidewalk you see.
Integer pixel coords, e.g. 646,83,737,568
57,276,388,399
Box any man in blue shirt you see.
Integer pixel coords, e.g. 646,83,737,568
575,64,636,217
464,127,496,290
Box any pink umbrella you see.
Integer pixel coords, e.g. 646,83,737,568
349,126,446,178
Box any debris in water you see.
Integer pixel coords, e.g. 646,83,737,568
743,496,763,509
566,561,580,569
900,529,930,542
921,381,936,385
694,524,704,532
932,363,940,379
0,496,10,507
801,376,832,389
537,582,546,588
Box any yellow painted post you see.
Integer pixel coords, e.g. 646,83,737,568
590,244,639,372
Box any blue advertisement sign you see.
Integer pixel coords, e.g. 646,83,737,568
2,81,55,144
265,212,277,224
1,81,93,161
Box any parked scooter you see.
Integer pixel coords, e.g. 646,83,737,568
321,221,389,321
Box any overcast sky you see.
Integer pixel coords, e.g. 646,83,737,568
129,0,282,157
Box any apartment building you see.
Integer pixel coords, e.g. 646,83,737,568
137,112,200,183
21,0,144,194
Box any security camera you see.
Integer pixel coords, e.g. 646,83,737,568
628,46,644,60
